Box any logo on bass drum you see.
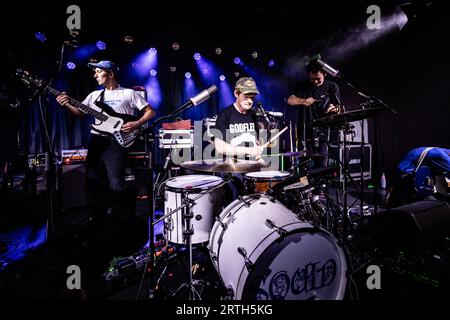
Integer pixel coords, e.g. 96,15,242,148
255,259,338,300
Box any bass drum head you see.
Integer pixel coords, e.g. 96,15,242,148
241,227,347,300
209,194,348,300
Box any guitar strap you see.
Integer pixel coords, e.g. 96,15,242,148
95,89,106,103
414,147,435,173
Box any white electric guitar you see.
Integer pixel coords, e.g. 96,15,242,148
16,69,143,148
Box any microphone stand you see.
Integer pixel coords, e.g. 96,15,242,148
26,72,62,241
328,68,397,221
36,42,69,240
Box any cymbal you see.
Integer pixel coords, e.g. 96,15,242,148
181,159,270,173
282,151,324,158
309,105,387,127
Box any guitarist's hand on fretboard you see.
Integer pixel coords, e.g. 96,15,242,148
55,91,83,117
56,91,70,107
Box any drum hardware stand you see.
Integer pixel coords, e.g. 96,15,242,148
312,57,397,223
296,188,322,226
143,86,217,299
315,183,342,234
170,191,204,300
291,159,311,173
152,179,231,300
339,122,352,244
325,131,361,192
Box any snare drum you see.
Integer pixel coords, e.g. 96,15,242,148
244,171,291,193
164,175,223,244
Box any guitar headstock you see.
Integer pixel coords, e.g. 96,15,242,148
15,69,44,89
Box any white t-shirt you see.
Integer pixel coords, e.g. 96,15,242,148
82,86,148,135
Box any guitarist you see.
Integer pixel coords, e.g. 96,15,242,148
56,60,155,217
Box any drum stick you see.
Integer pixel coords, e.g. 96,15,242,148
262,126,288,148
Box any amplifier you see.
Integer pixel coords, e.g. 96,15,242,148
61,148,88,164
329,144,372,181
28,153,47,168
158,129,193,149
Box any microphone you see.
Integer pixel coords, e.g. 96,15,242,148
257,102,271,124
164,85,218,123
163,153,171,170
315,58,339,77
266,111,283,117
190,85,218,106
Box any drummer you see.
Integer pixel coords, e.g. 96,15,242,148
287,55,342,168
213,77,266,201
214,77,264,162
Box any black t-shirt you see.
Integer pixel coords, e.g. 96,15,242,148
215,104,259,148
291,79,341,145
292,79,341,123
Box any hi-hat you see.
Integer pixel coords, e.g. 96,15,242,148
309,105,387,127
181,159,270,173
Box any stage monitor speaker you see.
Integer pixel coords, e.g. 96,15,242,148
371,200,450,253
60,164,94,210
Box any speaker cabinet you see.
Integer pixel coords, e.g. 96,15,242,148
372,200,450,253
60,164,94,210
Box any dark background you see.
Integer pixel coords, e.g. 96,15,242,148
1,0,448,184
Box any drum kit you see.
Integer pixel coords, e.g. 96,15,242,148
151,106,388,300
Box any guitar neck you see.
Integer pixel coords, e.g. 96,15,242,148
46,87,107,121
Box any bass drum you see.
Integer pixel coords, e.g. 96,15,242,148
209,194,347,300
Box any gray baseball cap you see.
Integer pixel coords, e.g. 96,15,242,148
87,60,119,74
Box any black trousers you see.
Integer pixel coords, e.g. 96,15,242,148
85,134,137,217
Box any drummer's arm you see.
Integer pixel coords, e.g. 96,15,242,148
326,104,341,113
214,138,262,159
287,95,315,107
327,85,342,113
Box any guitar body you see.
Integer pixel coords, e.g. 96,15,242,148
91,101,143,148
15,70,144,148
